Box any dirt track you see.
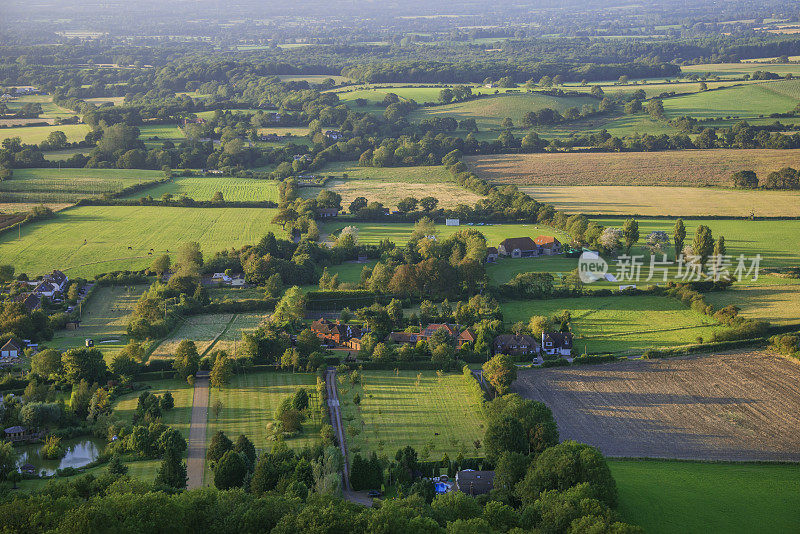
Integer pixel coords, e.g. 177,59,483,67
186,372,209,489
513,351,800,461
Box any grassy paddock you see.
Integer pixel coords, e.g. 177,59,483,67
1,168,162,203
502,295,725,354
705,283,800,326
0,205,281,277
663,79,800,119
0,124,90,145
150,312,265,359
609,459,800,534
338,370,485,459
125,176,280,202
466,149,800,187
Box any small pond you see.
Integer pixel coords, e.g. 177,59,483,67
15,437,106,476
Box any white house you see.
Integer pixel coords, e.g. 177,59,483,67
445,219,460,226
541,332,573,356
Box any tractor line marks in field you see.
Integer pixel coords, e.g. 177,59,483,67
200,314,238,357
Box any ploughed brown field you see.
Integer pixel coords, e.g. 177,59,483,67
513,351,800,461
465,149,800,186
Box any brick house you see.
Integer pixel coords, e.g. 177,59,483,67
493,334,539,356
311,318,361,346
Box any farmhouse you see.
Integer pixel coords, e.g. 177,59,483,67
455,470,494,495
493,334,539,356
311,318,362,346
498,237,539,258
389,324,475,348
486,247,499,263
535,236,562,255
324,130,344,140
542,332,573,356
13,292,42,312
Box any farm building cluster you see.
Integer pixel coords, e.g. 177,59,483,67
487,236,562,262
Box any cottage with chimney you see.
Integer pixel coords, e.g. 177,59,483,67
534,236,562,255
542,332,573,356
311,318,362,346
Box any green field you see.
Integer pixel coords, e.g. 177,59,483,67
112,378,195,439
206,371,322,452
46,284,150,361
407,93,598,131
317,162,453,183
594,217,800,269
609,459,800,534
338,370,485,459
0,168,162,203
320,221,570,248
663,79,800,119
682,62,800,78
0,205,281,277
138,124,186,147
4,95,76,119
0,124,91,145
126,176,280,202
501,295,725,354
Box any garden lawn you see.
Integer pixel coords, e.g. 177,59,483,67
338,370,485,459
501,295,726,354
0,205,281,277
1,168,162,203
206,372,322,452
126,176,280,202
112,378,195,439
609,459,800,534
46,284,150,362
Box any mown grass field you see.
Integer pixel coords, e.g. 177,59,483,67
0,205,281,277
0,124,91,144
46,284,149,362
502,295,725,354
4,95,76,119
662,79,800,119
338,370,485,459
407,93,598,131
609,459,800,534
567,79,765,99
0,168,162,203
126,176,280,202
539,112,678,139
206,372,322,452
150,313,265,360
466,149,800,186
317,162,453,183
112,378,194,439
320,221,570,248
518,185,800,217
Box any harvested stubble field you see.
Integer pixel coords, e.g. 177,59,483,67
322,179,482,210
513,351,800,461
518,185,800,217
465,149,800,186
